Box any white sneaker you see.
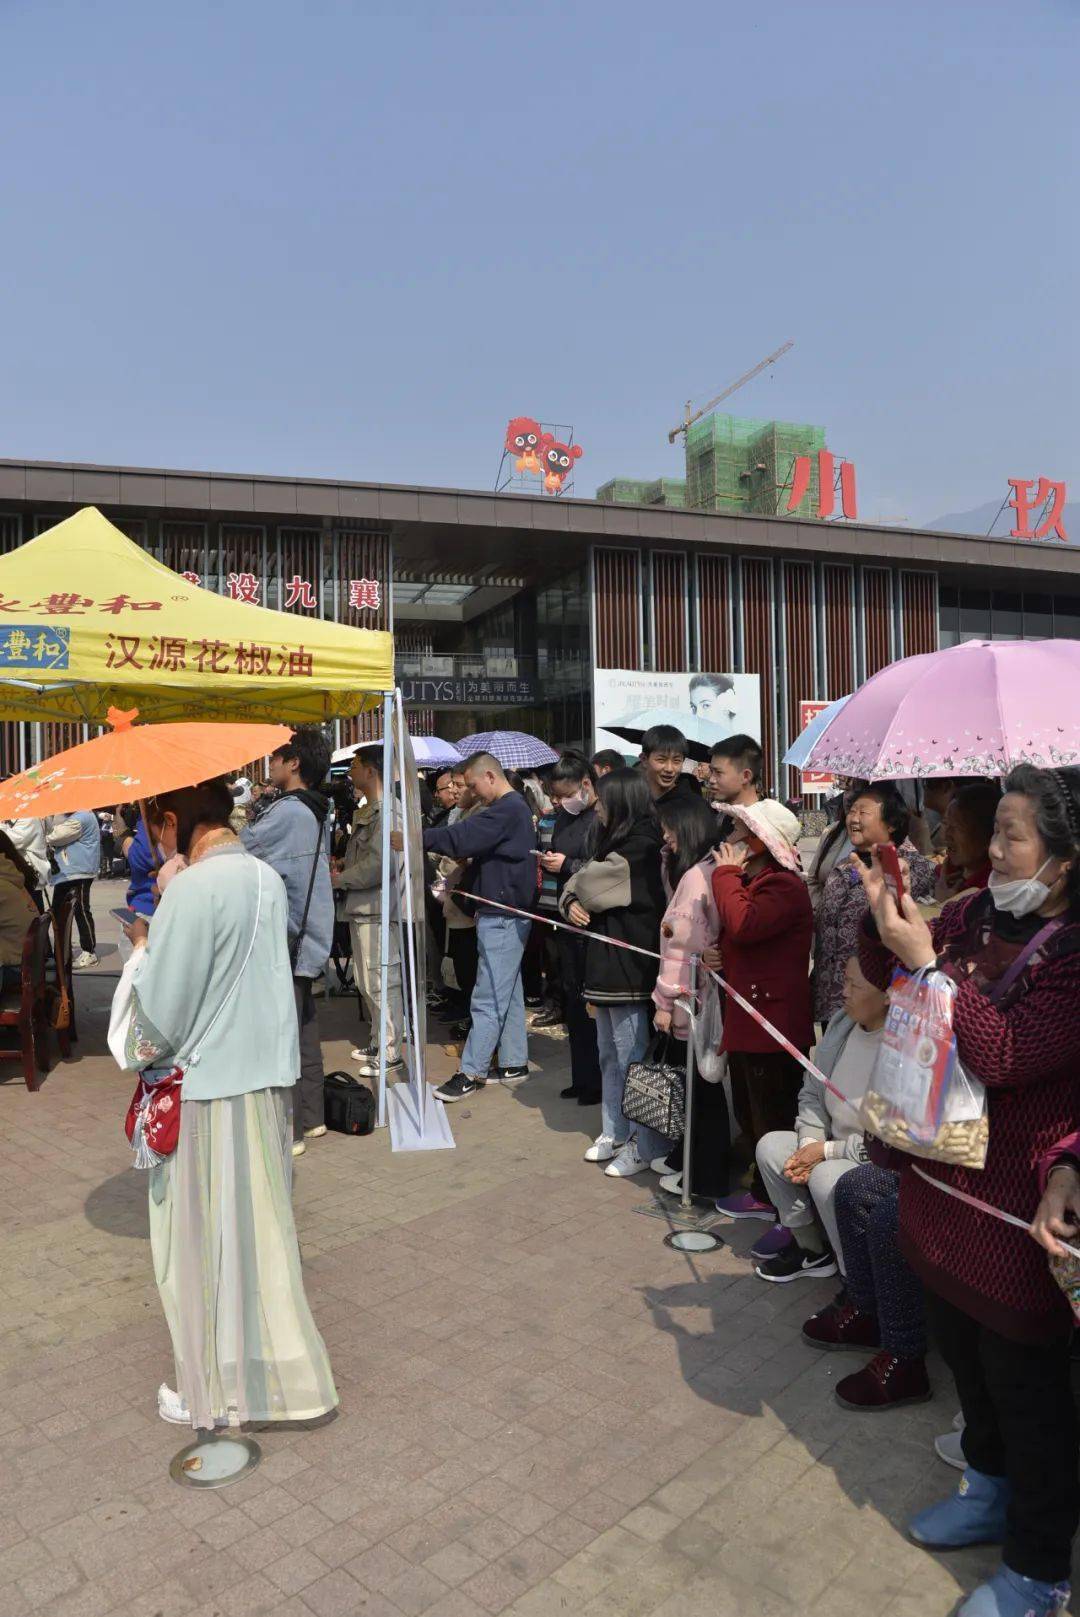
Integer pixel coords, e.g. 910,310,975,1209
659,1172,682,1195
605,1142,649,1178
651,1155,672,1174
157,1383,191,1426
72,951,98,970
292,1140,306,1158
303,1124,327,1139
934,1429,965,1470
584,1134,617,1163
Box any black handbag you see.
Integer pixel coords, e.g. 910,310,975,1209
323,1072,376,1136
622,1035,686,1140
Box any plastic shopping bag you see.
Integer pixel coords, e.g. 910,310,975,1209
694,977,728,1085
859,966,988,1169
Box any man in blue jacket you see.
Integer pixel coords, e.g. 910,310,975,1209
242,727,333,1155
417,752,536,1102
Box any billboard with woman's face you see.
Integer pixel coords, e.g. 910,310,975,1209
593,669,761,757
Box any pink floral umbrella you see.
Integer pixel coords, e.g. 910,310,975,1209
802,639,1080,780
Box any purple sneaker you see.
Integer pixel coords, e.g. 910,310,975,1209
714,1192,775,1222
750,1223,793,1260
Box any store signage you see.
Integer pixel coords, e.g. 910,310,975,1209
399,676,536,707
1008,477,1067,541
797,700,834,791
787,451,857,520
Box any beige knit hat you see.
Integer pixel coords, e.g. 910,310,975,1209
724,799,803,873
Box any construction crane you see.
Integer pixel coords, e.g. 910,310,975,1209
667,340,795,445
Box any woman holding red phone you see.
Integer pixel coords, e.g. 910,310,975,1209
856,765,1080,1617
813,785,934,1027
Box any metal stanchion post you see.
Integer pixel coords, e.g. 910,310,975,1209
664,954,723,1254
679,954,698,1214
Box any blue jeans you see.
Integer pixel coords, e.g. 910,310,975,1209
593,1003,671,1163
461,913,531,1078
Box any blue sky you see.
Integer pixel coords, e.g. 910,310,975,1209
2,0,1076,524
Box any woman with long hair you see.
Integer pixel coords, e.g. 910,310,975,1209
858,765,1080,1617
650,794,722,1197
542,752,602,1103
559,767,668,1177
111,778,337,1431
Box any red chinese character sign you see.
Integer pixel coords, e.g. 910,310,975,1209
1007,477,1068,541
497,417,583,497
797,700,835,791
786,450,857,520
349,578,381,613
227,571,261,604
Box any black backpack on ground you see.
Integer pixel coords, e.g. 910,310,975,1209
323,1072,376,1136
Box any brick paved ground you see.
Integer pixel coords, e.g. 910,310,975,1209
0,888,1069,1617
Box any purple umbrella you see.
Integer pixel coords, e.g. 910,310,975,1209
802,639,1080,780
456,731,560,769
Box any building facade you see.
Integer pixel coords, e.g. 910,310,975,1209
1,457,1078,792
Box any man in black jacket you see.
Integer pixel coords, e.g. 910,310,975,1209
640,725,702,808
414,752,536,1102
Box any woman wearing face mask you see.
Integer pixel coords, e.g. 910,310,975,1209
856,765,1080,1617
542,753,602,1105
559,767,668,1176
110,778,337,1432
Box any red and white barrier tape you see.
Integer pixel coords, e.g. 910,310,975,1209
454,887,1074,1260
451,889,851,1104
911,1163,1080,1262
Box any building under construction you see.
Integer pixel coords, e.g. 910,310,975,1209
599,410,826,517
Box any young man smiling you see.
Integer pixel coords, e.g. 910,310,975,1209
639,725,701,807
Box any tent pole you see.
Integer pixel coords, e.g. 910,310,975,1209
394,689,426,1135
376,694,394,1129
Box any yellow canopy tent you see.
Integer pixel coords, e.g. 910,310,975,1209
0,507,394,723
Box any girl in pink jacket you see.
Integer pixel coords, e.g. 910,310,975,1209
650,794,725,1197
652,796,722,1039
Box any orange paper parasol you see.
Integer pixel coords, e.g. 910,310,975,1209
0,708,293,819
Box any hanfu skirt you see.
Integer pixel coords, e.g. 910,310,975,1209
148,1085,338,1430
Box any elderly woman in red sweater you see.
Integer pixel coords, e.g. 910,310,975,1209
709,799,814,1222
857,763,1080,1617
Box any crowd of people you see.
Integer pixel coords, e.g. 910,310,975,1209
85,715,1080,1617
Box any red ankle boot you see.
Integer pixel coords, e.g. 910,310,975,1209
835,1350,932,1410
801,1293,881,1352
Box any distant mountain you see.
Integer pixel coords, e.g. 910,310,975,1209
927,499,1079,543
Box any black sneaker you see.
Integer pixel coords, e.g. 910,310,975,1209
755,1244,838,1284
531,1006,564,1029
435,1073,483,1103
449,1020,471,1041
495,1064,530,1087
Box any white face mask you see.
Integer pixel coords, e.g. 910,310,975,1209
987,857,1056,918
560,788,591,817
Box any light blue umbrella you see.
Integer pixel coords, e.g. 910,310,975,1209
782,694,851,769
332,735,463,768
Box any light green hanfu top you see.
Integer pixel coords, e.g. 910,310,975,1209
124,843,300,1101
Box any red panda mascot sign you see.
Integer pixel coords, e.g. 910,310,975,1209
505,417,543,475
540,435,583,493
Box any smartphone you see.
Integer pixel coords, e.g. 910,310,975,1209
854,849,873,868
110,906,151,926
874,842,906,902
